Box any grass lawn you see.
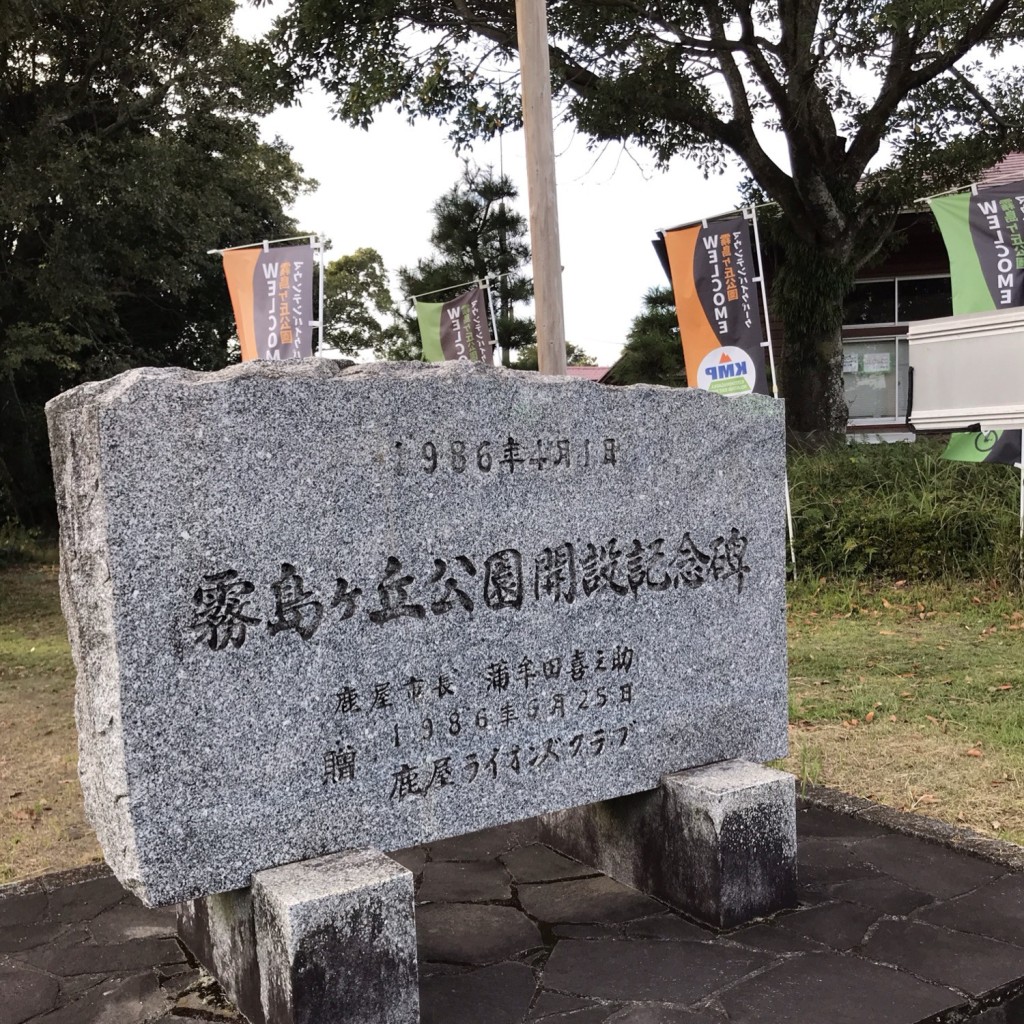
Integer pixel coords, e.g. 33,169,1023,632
0,565,102,883
781,578,1024,844
1,565,1022,884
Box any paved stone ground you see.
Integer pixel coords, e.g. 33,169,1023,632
3,796,1024,1024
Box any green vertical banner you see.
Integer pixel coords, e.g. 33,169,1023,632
929,182,1024,314
942,430,1023,465
415,285,493,363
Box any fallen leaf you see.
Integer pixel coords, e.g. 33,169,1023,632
965,748,983,757
865,711,875,723
992,820,1003,830
889,715,897,723
926,714,939,724
900,691,913,698
882,597,892,609
879,629,896,636
918,793,939,805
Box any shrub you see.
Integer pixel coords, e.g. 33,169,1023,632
0,520,58,568
788,439,1021,581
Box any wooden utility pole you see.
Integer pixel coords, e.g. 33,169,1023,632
515,0,567,376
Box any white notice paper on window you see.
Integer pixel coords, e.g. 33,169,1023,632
862,352,892,373
843,352,860,374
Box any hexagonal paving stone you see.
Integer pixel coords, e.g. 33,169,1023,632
518,876,664,925
501,845,597,884
427,821,539,862
0,963,60,1024
916,874,1024,946
421,962,537,1024
854,834,1003,900
719,952,961,1024
417,861,513,903
416,902,543,964
542,938,770,1004
862,918,1024,997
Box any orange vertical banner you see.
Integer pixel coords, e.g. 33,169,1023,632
663,226,721,379
221,249,261,362
659,216,768,397
221,244,314,361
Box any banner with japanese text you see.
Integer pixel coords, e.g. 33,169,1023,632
942,429,1022,466
928,182,1024,315
658,215,768,397
416,285,493,363
221,244,313,361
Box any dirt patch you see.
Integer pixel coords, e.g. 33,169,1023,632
781,720,1024,843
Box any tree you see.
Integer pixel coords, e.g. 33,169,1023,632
513,342,596,370
398,164,534,365
270,0,1024,440
1,0,308,527
605,288,685,387
321,248,413,359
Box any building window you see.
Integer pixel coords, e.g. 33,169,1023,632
844,280,895,326
896,277,953,321
843,338,909,421
843,276,951,327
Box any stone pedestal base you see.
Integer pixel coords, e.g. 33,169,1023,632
178,849,418,1024
539,759,797,929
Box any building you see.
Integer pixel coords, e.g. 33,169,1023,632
841,154,1024,435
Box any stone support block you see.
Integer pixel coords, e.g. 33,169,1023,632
179,849,417,1024
178,886,264,1023
539,759,797,929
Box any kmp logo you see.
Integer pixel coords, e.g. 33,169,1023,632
697,346,756,397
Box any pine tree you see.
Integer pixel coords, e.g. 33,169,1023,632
399,164,534,366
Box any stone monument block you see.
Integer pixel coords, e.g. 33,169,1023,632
540,759,798,928
179,850,417,1024
47,360,788,906
254,850,418,1024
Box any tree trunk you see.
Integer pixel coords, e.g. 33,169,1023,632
780,314,848,445
773,239,854,447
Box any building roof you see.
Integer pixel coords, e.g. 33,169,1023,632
978,152,1024,187
566,365,612,381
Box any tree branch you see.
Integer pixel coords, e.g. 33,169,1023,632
847,0,1015,177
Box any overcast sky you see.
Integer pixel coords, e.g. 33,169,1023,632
234,5,748,366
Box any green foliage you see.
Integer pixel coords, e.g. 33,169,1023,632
321,248,411,359
399,164,534,365
604,288,685,387
789,440,1023,580
1,0,309,527
270,0,1024,435
0,522,58,569
512,342,595,370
